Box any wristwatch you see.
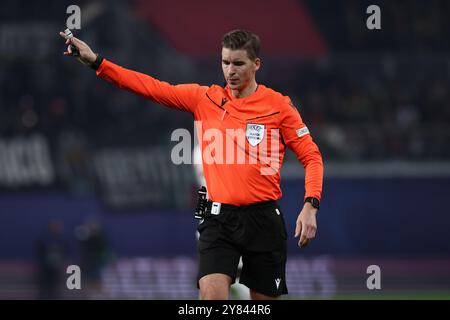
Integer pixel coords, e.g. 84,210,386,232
304,197,320,209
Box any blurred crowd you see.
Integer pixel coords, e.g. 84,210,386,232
306,0,449,52
35,217,112,299
291,56,450,160
0,0,449,161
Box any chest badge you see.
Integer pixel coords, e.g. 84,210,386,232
246,123,265,146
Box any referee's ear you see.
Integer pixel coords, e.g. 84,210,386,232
254,58,261,71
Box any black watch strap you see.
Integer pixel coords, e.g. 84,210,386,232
90,54,104,71
305,197,320,209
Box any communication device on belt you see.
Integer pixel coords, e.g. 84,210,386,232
194,186,207,220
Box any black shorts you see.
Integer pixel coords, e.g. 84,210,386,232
196,200,288,297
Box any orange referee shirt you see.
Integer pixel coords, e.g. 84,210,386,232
97,59,323,206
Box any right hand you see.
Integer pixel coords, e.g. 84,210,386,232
59,31,97,66
294,203,318,249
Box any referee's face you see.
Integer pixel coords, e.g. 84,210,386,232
221,48,260,93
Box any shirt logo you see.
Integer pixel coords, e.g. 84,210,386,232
246,123,265,147
296,126,310,137
275,278,281,289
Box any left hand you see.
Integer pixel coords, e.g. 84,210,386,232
294,202,317,248
59,31,97,66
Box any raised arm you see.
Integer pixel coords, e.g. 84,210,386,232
59,31,207,113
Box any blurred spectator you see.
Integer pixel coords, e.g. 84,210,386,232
75,218,112,298
35,219,69,300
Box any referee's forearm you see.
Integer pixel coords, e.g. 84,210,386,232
304,157,323,201
297,141,323,200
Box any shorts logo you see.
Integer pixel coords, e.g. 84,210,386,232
246,123,265,147
296,126,310,138
275,278,281,289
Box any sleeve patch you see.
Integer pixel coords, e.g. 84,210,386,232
296,127,310,137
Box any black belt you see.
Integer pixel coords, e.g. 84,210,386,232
206,200,277,215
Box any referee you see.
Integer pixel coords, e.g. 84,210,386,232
60,29,323,300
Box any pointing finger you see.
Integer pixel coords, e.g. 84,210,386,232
59,31,68,40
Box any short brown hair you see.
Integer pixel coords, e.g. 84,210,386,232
222,29,260,60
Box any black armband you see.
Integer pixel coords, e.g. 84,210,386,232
90,54,104,71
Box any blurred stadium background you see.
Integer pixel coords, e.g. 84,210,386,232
0,0,449,299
